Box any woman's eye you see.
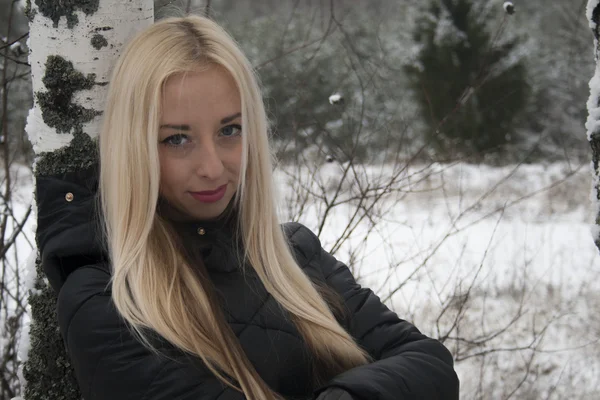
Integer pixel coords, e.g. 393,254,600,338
161,133,190,147
220,124,242,138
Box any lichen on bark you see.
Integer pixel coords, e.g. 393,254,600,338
24,0,36,21
36,55,102,134
22,257,81,400
35,130,98,176
24,114,99,400
91,33,108,50
33,0,100,28
23,51,100,400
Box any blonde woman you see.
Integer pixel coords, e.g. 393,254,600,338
36,15,459,400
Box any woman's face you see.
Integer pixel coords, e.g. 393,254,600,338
158,65,243,221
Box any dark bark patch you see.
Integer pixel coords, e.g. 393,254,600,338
25,0,37,21
22,262,81,400
91,33,108,50
36,55,102,134
33,0,100,28
36,130,98,176
590,2,600,242
593,3,600,41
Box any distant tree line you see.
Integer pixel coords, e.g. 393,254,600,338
0,0,592,167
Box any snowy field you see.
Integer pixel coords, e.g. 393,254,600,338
3,161,600,399
275,161,600,399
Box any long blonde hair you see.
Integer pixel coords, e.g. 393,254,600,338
99,15,370,399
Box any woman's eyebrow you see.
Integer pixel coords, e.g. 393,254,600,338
159,113,241,130
159,124,191,130
221,112,241,124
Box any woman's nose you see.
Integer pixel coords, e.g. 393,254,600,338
194,141,225,179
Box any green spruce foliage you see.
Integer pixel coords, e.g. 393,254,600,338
405,0,530,161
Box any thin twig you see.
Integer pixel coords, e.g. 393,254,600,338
0,32,28,51
0,52,30,67
0,204,32,260
204,0,212,18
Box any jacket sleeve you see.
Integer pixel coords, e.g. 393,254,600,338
57,263,246,400
36,167,246,400
287,223,459,400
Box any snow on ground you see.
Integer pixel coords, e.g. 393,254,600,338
3,161,600,398
0,162,35,300
275,161,600,399
0,163,36,397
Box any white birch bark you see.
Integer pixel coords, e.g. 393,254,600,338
586,0,600,250
27,0,153,153
19,1,153,398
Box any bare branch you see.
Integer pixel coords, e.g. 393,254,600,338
204,0,212,18
0,32,28,52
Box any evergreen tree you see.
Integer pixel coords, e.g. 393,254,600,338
405,0,530,161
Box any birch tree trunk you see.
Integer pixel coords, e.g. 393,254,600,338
21,1,153,398
587,0,600,252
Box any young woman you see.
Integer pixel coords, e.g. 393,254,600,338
36,15,459,400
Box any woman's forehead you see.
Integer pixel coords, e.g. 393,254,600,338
161,67,241,119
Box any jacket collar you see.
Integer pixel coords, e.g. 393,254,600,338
160,199,243,273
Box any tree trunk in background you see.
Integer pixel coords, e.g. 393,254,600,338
20,1,153,399
587,0,600,252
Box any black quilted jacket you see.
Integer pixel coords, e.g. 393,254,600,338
36,167,459,400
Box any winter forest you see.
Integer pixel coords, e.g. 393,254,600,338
1,0,599,398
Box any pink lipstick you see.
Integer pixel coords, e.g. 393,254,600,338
190,184,227,203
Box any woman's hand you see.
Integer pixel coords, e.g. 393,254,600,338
315,387,356,400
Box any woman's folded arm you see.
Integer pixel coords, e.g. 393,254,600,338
57,265,246,400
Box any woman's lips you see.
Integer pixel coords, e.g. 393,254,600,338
190,184,227,203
